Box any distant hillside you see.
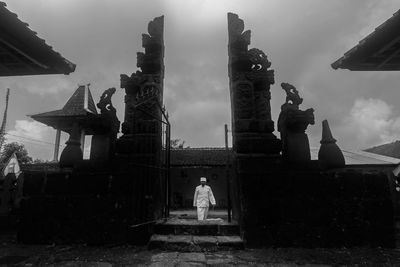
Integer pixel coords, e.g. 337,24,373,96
364,141,400,159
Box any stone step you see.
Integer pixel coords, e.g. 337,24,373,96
153,219,240,236
148,234,244,252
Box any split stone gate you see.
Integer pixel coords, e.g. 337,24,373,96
18,14,397,247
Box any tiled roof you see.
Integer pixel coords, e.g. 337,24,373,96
61,85,98,115
171,148,232,166
0,2,76,76
364,141,400,159
332,9,400,71
310,147,399,165
171,147,399,166
30,85,98,120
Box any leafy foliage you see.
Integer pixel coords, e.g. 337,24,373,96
0,142,32,164
170,139,189,149
32,158,51,164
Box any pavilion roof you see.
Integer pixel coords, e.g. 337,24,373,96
0,2,76,76
332,9,400,71
30,85,98,131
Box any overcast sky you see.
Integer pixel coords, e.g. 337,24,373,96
1,0,400,160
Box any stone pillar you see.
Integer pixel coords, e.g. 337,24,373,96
227,13,282,243
80,129,85,153
227,13,281,155
115,16,165,222
53,129,61,162
116,16,164,167
90,135,110,162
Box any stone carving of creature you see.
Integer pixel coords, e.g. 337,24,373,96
281,82,303,108
97,87,117,114
95,87,121,136
278,82,315,161
278,82,314,133
248,48,271,71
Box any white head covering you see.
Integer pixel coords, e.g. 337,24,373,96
200,177,207,182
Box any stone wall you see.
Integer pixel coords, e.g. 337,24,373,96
238,164,396,247
17,163,166,244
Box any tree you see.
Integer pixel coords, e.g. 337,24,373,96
32,158,50,164
170,139,189,149
0,142,32,164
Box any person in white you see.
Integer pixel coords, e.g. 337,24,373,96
193,177,216,220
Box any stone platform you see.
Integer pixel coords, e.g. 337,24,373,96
148,213,244,252
169,209,229,219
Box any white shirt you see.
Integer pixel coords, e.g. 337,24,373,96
193,185,216,208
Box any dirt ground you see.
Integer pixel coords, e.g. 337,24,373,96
0,233,399,266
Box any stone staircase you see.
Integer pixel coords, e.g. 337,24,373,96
148,217,244,252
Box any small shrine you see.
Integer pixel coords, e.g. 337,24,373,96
30,84,119,166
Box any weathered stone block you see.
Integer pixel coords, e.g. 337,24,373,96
90,135,111,161
235,154,281,174
22,172,46,196
364,172,390,198
237,167,395,247
285,132,311,162
234,119,275,133
235,134,281,154
44,172,70,195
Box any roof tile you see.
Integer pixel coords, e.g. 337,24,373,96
0,1,76,76
332,9,400,70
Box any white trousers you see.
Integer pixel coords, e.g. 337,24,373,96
197,206,209,220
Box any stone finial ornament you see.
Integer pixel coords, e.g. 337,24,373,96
318,120,345,168
97,87,117,114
